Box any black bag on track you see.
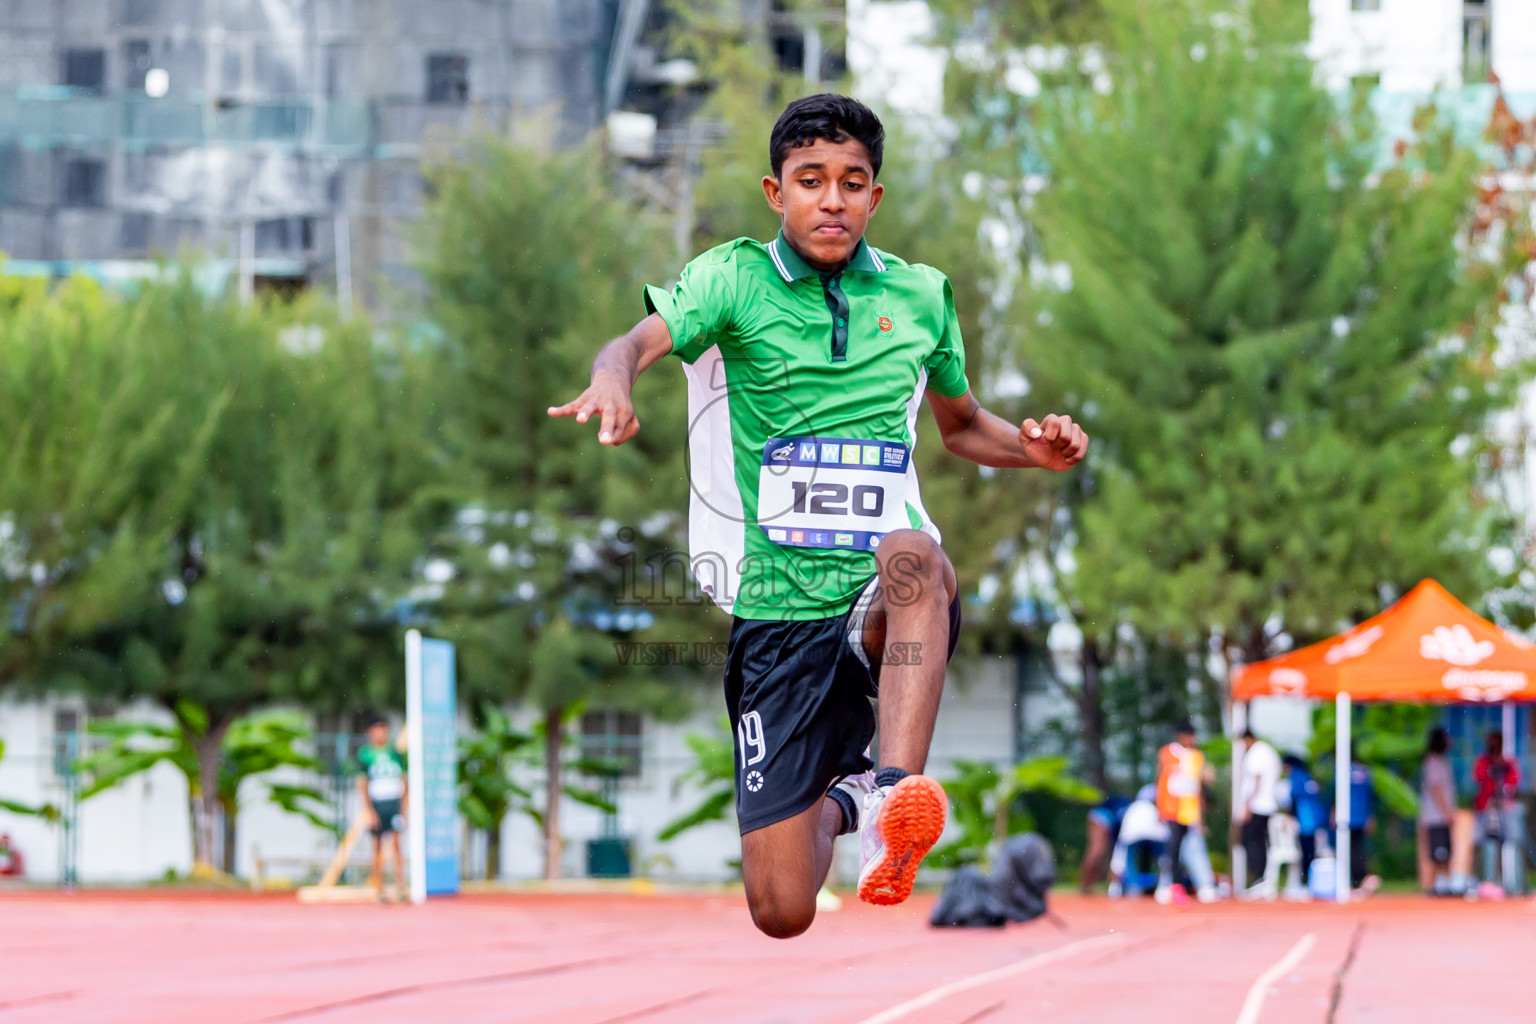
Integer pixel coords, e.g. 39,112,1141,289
929,833,1055,928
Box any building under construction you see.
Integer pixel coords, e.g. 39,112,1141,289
0,0,844,309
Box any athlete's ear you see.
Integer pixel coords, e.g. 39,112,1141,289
762,175,785,215
868,181,884,218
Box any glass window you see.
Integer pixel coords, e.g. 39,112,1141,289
580,710,643,778
122,0,158,25
253,44,300,96
425,54,469,105
1464,2,1491,83
62,49,106,93
61,158,107,207
124,39,153,91
121,212,152,252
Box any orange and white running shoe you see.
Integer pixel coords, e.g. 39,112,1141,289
856,775,948,906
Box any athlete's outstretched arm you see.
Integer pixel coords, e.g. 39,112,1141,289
927,388,1088,470
547,313,674,445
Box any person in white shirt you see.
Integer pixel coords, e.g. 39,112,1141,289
1110,785,1190,897
1238,729,1281,891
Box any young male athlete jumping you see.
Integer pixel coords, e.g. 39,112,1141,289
550,95,1087,938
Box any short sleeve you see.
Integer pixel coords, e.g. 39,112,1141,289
643,253,737,364
924,274,969,398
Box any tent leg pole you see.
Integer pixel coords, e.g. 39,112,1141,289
1231,701,1248,894
1336,693,1351,905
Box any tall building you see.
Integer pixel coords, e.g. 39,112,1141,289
0,0,613,308
0,1,849,309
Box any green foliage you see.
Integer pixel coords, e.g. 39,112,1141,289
75,713,196,801
1013,0,1526,661
419,136,711,875
1308,702,1430,820
458,704,535,834
657,722,735,842
932,756,1102,868
456,703,535,879
222,710,331,836
0,270,433,866
74,703,333,866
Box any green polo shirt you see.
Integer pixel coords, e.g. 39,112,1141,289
644,230,970,621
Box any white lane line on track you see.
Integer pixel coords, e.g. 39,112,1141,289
1234,932,1317,1024
851,932,1130,1024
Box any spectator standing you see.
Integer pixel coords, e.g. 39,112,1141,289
1282,754,1325,888
1418,727,1456,894
1237,729,1281,895
1473,730,1520,887
1154,720,1218,904
356,714,408,901
1343,753,1378,894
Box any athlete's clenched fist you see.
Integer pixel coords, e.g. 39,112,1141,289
1020,413,1089,471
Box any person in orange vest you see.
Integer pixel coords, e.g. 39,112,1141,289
1155,720,1218,904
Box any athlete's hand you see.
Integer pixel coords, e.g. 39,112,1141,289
365,808,380,830
1020,413,1088,471
547,371,639,446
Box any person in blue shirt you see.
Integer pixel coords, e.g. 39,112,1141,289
1281,754,1324,887
1335,751,1377,891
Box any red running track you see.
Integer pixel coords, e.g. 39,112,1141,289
1,890,1531,1023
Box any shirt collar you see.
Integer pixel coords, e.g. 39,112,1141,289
768,230,887,282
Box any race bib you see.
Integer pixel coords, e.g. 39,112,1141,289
1168,774,1199,798
756,436,911,550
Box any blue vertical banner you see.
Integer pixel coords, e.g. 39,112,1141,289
406,630,459,902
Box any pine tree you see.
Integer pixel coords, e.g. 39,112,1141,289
420,140,710,879
0,273,429,870
1006,0,1530,755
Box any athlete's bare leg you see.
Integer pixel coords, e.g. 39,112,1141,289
741,797,845,939
859,529,958,771
368,835,384,890
740,529,955,938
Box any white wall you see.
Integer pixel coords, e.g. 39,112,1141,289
1308,0,1465,91
0,697,192,883
1490,0,1536,92
0,654,1036,885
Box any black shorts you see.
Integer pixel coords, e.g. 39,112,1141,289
725,579,962,834
370,799,403,836
1426,824,1451,865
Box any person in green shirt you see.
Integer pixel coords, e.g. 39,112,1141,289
356,714,407,900
551,94,1087,938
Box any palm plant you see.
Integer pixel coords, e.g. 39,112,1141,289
75,703,330,874
656,723,735,842
932,756,1102,869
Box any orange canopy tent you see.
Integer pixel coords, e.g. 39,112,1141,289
1229,579,1536,902
1233,579,1536,704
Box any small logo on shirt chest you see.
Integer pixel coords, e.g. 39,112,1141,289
877,316,894,334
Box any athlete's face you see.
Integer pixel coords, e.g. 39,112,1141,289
368,723,389,747
762,136,883,273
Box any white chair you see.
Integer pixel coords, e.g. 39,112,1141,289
1264,813,1307,900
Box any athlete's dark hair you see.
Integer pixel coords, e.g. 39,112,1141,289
769,94,885,179
1425,727,1450,756
364,713,388,730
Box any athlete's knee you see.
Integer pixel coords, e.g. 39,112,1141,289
876,530,950,607
747,891,816,939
